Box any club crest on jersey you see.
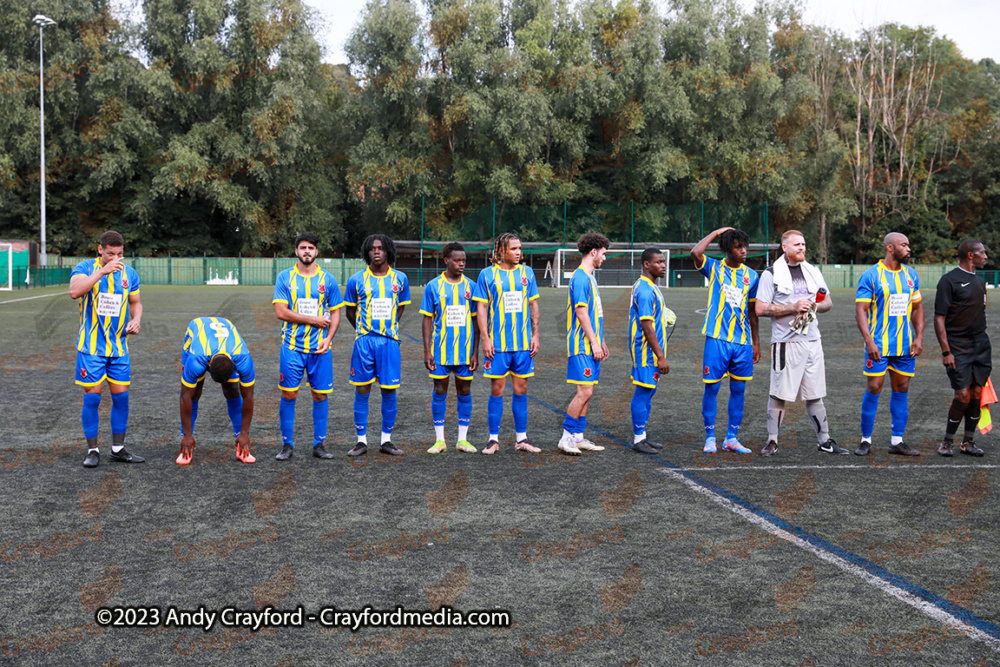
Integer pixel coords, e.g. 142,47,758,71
80,368,87,378
906,278,913,288
484,360,492,371
521,276,528,286
392,282,399,293
653,372,660,381
279,373,284,382
350,368,355,377
465,289,471,300
704,366,709,376
743,274,749,285
121,277,128,288
866,359,873,369
583,367,592,378
319,284,325,293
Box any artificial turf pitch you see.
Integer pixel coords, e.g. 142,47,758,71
0,283,998,665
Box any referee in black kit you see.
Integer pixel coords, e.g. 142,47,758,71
934,239,991,457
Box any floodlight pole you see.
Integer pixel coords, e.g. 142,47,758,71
34,15,56,266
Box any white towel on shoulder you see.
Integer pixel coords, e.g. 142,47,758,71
771,254,823,295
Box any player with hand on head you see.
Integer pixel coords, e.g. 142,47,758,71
629,248,675,454
344,235,411,457
272,232,343,460
755,230,843,456
855,232,924,457
934,239,990,457
177,318,256,465
558,232,611,456
691,227,761,455
474,233,542,455
70,230,145,468
420,242,479,453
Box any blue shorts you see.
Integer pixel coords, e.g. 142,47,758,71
429,364,474,380
567,354,600,385
350,335,402,388
702,337,753,383
864,350,916,377
76,351,130,387
280,347,333,393
483,351,534,378
631,365,662,388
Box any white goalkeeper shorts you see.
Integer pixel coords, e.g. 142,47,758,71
769,339,826,402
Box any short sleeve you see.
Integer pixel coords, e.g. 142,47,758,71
273,272,290,305
635,287,656,320
398,272,411,305
935,274,953,316
344,275,358,306
71,260,93,278
472,270,490,302
698,255,716,279
526,268,540,300
570,272,590,308
325,275,344,310
419,281,437,317
127,266,141,291
856,270,874,302
234,354,255,386
911,269,922,302
756,270,775,303
747,271,759,302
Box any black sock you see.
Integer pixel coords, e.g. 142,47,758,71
945,399,968,439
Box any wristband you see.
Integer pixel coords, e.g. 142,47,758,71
942,350,952,356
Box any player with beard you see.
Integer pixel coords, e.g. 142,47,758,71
272,232,344,460
855,232,924,456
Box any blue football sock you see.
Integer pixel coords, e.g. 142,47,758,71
226,397,243,438
889,391,909,437
726,380,746,439
181,399,200,436
82,393,101,440
488,395,503,435
861,390,880,439
576,415,587,435
631,386,655,435
110,391,129,434
645,386,655,422
702,381,722,437
354,391,370,436
562,413,577,433
456,393,472,428
512,393,528,434
432,392,447,427
381,391,398,435
313,398,329,445
279,397,295,446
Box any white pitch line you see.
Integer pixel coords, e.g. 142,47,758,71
659,466,1000,653
0,291,65,305
677,464,1000,471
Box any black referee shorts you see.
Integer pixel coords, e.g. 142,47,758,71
945,334,992,390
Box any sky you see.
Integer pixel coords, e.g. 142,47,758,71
305,0,999,66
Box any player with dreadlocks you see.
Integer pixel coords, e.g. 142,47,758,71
691,226,761,455
473,232,542,454
344,234,411,457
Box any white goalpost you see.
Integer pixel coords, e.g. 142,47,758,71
0,243,12,291
553,248,671,289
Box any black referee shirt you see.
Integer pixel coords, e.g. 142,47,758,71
935,267,987,340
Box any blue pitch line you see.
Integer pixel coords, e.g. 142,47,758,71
397,330,1000,639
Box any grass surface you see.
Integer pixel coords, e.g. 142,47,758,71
0,283,997,665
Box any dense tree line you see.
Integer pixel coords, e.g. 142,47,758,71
0,0,998,265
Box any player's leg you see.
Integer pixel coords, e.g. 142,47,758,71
183,379,204,436
454,375,475,453
799,341,843,454
306,350,334,459
886,360,918,456
560,382,590,455
348,337,377,456
722,342,752,454
961,383,985,456
510,352,537,452
763,341,792,456
77,352,106,467
630,368,659,454
429,375,450,453
107,354,142,463
701,337,726,452
939,354,971,456
483,352,513,454
857,351,888,456
374,337,403,456
959,335,990,456
764,397,783,456
277,346,305,460
222,380,242,438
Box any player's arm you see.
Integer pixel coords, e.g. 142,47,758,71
69,258,123,299
574,305,606,361
933,314,955,369
529,297,540,357
273,302,330,329
640,319,668,375
236,383,254,452
690,227,733,267
755,300,810,317
748,303,761,363
316,307,340,355
126,291,142,334
422,313,435,371
910,298,925,356
816,292,832,313
180,384,197,456
397,305,405,321
855,300,880,362
476,300,494,359
470,315,480,371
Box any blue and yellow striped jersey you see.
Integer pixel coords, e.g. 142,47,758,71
71,259,140,357
856,260,922,356
630,276,669,367
344,267,411,340
272,267,344,353
181,317,255,388
566,266,604,356
472,264,540,353
419,273,478,366
697,255,758,345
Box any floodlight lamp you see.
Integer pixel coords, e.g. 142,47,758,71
32,15,56,27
